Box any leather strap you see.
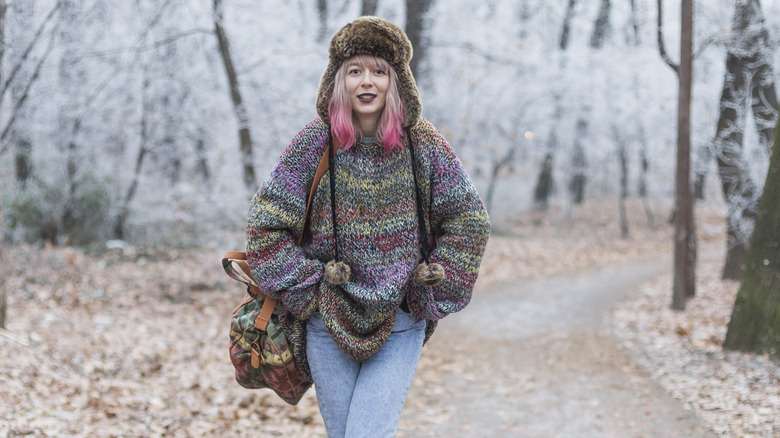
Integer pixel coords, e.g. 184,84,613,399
224,136,335,329
300,138,337,245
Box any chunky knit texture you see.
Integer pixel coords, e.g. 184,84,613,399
246,118,490,376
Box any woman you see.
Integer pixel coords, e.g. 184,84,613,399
246,17,490,437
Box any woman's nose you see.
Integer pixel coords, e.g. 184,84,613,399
360,72,374,86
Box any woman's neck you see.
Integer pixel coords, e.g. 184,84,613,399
355,115,379,137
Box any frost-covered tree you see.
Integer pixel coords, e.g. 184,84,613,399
590,0,611,49
405,0,435,80
713,0,778,280
0,0,7,329
8,1,34,189
568,118,587,205
723,114,780,360
213,0,257,194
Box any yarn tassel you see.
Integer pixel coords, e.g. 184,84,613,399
325,260,351,285
414,262,445,287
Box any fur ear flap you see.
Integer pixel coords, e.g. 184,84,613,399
325,260,351,285
414,262,445,287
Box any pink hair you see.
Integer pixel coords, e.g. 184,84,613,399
328,55,405,152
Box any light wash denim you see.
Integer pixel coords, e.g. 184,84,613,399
306,309,426,438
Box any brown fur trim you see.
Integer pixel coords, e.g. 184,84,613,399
415,262,445,287
316,16,422,128
325,260,351,285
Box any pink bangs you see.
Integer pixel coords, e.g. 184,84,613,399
328,55,405,152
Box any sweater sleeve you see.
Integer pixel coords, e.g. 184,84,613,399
406,124,491,321
245,123,327,320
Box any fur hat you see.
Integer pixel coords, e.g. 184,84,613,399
316,16,422,128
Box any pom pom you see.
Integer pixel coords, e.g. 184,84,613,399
325,260,351,285
414,262,445,287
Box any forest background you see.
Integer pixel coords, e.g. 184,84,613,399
1,0,776,251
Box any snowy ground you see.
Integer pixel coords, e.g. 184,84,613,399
1,199,778,437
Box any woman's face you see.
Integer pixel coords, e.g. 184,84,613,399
344,56,390,132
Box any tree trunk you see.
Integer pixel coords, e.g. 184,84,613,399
616,127,630,239
559,0,577,51
213,0,257,193
693,141,711,200
114,72,152,240
635,124,655,226
723,113,780,360
195,134,211,185
405,0,435,81
317,0,328,42
10,0,34,189
748,51,778,158
485,147,515,219
58,0,83,244
712,0,776,280
627,0,640,45
361,0,379,16
568,119,588,205
533,151,554,211
589,0,611,49
672,0,694,310
0,0,7,329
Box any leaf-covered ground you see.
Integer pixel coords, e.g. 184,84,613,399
1,200,777,437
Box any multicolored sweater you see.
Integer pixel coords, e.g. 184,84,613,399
246,118,490,377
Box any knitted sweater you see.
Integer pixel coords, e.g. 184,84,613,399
246,118,490,376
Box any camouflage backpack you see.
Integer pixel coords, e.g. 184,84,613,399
222,252,312,405
221,145,330,405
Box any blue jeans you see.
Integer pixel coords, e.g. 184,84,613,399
306,309,426,438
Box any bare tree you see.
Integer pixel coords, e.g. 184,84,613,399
8,1,35,189
114,67,152,240
636,124,655,226
627,0,640,45
58,0,85,243
361,0,379,17
568,118,587,205
405,0,435,80
0,1,58,150
590,0,611,49
614,126,630,238
723,114,780,360
713,0,778,280
534,94,562,211
194,130,211,184
0,0,7,329
533,151,555,211
485,146,516,218
672,0,694,310
559,0,578,50
317,0,328,42
213,0,257,193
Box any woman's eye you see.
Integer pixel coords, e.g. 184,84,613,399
349,68,361,75
375,69,386,75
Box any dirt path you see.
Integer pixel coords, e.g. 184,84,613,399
397,258,718,438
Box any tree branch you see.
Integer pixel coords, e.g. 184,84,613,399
0,0,60,100
657,0,679,75
0,27,56,149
